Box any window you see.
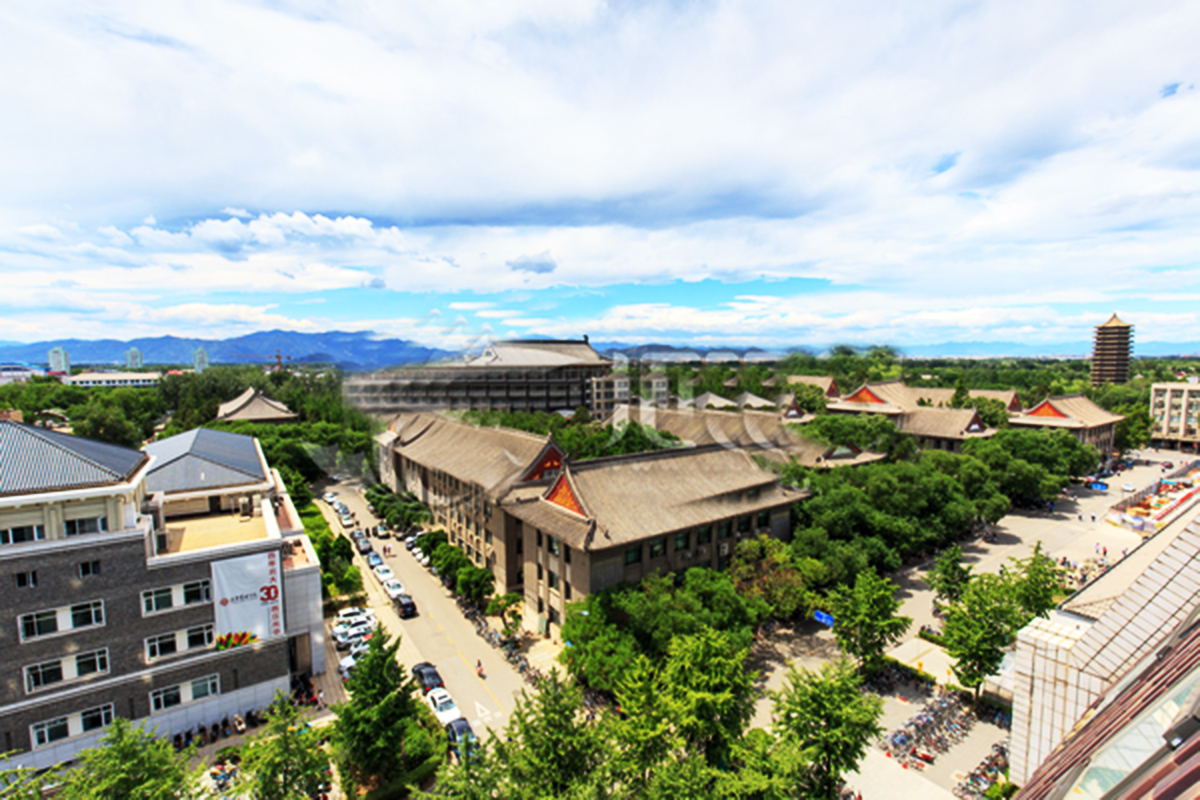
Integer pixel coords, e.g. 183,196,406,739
696,526,712,545
537,597,544,614
718,521,732,540
187,624,215,649
78,560,100,578
757,511,771,529
14,571,37,588
516,535,523,555
537,563,543,581
673,531,689,552
624,544,642,565
183,580,211,605
1,524,45,545
21,610,58,640
748,487,761,500
565,580,572,600
71,601,103,629
25,660,64,692
536,530,543,548
64,516,106,537
75,649,108,677
80,704,113,733
191,675,219,700
146,633,177,660
564,545,571,564
143,588,173,614
737,516,751,534
548,536,560,557
485,530,492,544
548,570,559,590
31,717,69,747
648,538,667,559
151,685,182,712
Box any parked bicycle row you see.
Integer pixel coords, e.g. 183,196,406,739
878,688,974,769
952,740,1010,799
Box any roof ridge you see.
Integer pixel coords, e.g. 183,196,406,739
2,421,123,479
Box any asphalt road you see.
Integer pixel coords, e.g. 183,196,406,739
320,480,529,740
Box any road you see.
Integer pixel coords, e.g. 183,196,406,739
318,479,529,740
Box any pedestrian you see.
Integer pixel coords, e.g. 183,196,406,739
1123,548,1128,558
1103,546,1108,558
318,689,326,709
1095,542,1100,554
1079,514,1083,521
1092,514,1096,522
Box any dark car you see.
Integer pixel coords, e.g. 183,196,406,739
405,536,419,551
411,662,444,694
395,594,418,619
366,552,383,568
445,718,479,763
356,538,373,555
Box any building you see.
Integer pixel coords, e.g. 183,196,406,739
687,392,737,411
125,348,143,370
376,412,804,633
0,421,321,769
0,364,44,386
0,409,23,422
1008,517,1200,786
47,347,69,375
641,373,670,403
345,339,614,416
786,375,840,397
590,373,631,416
1008,395,1124,456
68,372,162,388
1091,313,1133,387
193,347,209,374
1150,381,1200,448
215,388,298,424
825,380,1005,452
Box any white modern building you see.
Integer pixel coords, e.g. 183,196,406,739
67,372,162,388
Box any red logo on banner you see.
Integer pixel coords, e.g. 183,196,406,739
259,584,280,602
220,598,229,606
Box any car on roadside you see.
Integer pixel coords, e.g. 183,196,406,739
1122,482,1136,492
367,552,384,569
405,536,420,551
333,618,375,648
356,538,374,555
426,688,464,725
1164,461,1175,469
411,662,444,694
445,719,479,763
383,578,405,600
395,594,418,618
333,608,376,631
339,641,373,675
418,552,430,567
322,491,337,503
339,515,355,529
377,522,390,539
373,565,395,583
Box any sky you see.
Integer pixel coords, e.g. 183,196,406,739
2,1,1199,354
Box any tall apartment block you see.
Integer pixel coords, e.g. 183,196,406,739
0,422,322,769
1150,381,1200,447
47,347,69,375
1090,313,1132,386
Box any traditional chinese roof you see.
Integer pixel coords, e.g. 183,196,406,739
735,392,775,409
898,408,993,441
828,380,1020,413
686,391,737,410
0,420,148,498
1097,312,1132,328
215,388,298,423
464,339,608,368
786,375,839,397
1009,395,1124,431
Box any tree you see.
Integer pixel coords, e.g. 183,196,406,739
771,659,884,800
942,573,1024,697
826,569,911,670
70,402,143,448
238,690,331,800
486,592,525,639
1009,541,1065,620
53,717,203,799
925,544,973,604
730,534,813,621
456,566,496,605
611,655,676,793
0,752,45,800
661,628,757,767
572,405,592,425
332,626,423,788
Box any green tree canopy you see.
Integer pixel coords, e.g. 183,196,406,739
942,572,1025,696
925,544,973,604
52,717,203,799
238,690,331,800
826,569,911,670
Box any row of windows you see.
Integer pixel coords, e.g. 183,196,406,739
25,649,109,693
13,560,102,589
0,516,108,546
151,674,220,712
20,600,104,641
32,703,114,747
146,624,215,660
622,513,774,566
142,580,212,614
536,531,571,562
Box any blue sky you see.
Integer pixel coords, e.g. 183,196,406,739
2,1,1200,353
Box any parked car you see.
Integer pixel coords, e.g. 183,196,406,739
1164,461,1175,469
322,491,337,503
367,552,384,568
418,552,430,567
405,536,419,551
1122,482,1136,492
373,565,395,583
339,641,372,675
333,618,375,648
445,719,479,763
334,606,375,626
356,538,374,555
426,688,464,725
411,663,444,694
340,515,355,529
377,522,390,538
395,594,418,618
383,579,405,600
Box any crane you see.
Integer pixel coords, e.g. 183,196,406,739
231,350,293,371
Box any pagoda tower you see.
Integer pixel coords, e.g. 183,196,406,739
1091,313,1132,386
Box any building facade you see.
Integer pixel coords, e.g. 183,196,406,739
1008,395,1124,456
589,373,631,416
47,347,69,375
1091,313,1133,386
125,348,143,370
1150,381,1200,447
68,372,162,388
0,422,322,769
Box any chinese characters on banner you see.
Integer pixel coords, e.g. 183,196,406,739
212,551,285,650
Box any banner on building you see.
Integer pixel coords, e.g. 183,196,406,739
212,551,284,650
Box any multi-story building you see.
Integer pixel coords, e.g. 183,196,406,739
47,347,69,376
346,339,615,416
376,412,804,635
825,380,1007,452
0,365,44,386
67,372,162,388
641,373,669,403
589,373,631,416
0,422,322,769
125,348,143,370
1150,381,1200,448
1008,395,1124,457
1091,313,1133,386
193,347,209,374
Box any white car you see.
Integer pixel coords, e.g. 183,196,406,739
1122,482,1136,492
338,641,372,674
323,492,337,503
333,618,375,647
383,578,405,600
426,688,464,725
373,565,395,584
418,553,430,567
333,607,376,630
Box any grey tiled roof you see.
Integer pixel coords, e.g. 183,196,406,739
144,428,267,494
0,421,148,497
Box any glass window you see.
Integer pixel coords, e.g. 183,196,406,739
737,516,751,534
748,487,761,500
71,601,103,629
757,511,771,529
80,704,114,733
624,544,642,565
78,560,100,578
21,610,58,640
25,660,64,692
1,524,45,545
151,685,182,712
143,588,172,614
537,563,543,581
565,581,572,600
648,538,667,559
548,570,559,590
536,530,543,548
548,536,560,556
64,517,107,536
32,717,69,747
191,675,219,700
14,571,36,588
718,521,732,540
564,545,571,564
183,581,211,605
673,531,689,552
75,649,108,677
146,633,177,660
187,624,214,649
696,526,712,545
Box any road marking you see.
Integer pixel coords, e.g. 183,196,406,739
457,649,508,714
475,701,492,720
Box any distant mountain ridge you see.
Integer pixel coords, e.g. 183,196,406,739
0,330,450,371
